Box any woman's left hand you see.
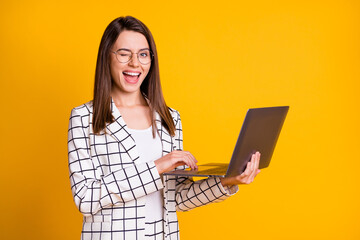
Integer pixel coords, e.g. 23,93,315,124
220,151,261,187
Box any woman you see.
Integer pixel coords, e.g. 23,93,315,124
67,16,261,240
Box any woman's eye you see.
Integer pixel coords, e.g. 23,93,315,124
140,53,148,57
117,50,130,56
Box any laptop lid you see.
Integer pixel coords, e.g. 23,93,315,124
163,106,289,178
225,106,289,177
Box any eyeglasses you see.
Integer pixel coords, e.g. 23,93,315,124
111,49,153,65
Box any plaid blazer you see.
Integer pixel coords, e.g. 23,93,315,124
67,98,238,240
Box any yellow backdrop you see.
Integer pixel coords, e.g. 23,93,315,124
0,0,359,239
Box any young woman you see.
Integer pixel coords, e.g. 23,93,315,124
67,16,261,240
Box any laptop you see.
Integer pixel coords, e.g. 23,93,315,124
163,106,289,178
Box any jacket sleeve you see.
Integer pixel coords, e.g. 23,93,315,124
172,110,239,212
68,107,164,217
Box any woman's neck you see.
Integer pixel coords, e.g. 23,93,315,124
111,90,146,108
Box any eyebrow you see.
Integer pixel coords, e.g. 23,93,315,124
116,48,150,52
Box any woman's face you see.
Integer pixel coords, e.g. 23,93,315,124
110,30,151,95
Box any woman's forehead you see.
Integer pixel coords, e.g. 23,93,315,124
113,30,149,50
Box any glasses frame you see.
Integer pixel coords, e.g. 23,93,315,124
111,49,153,65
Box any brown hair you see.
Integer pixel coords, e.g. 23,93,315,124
92,16,175,137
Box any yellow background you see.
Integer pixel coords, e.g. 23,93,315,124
0,0,359,239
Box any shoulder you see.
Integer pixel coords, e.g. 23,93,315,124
70,100,93,117
68,100,93,129
167,106,181,125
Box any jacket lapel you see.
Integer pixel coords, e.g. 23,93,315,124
105,97,173,162
154,111,173,156
106,97,140,163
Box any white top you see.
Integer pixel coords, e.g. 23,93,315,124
127,125,164,224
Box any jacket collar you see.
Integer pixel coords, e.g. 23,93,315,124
105,96,171,162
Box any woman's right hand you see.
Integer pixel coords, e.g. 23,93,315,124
154,150,198,174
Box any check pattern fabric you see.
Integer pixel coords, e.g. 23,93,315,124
145,219,165,240
67,98,238,240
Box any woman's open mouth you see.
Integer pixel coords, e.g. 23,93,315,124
123,71,141,84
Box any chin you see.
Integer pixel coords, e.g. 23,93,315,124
121,81,143,93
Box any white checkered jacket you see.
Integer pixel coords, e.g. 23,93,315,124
67,98,238,240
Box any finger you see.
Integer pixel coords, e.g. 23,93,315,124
172,154,186,164
190,158,198,169
184,155,197,169
243,162,252,176
255,152,260,169
244,156,256,181
248,161,261,181
185,153,196,169
172,153,196,170
188,154,198,169
174,161,186,169
239,157,258,184
252,154,257,171
173,154,190,169
249,153,258,174
248,168,257,182
248,154,255,172
181,158,191,169
180,151,196,165
185,151,198,164
181,155,192,169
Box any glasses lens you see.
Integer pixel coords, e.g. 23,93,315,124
138,50,152,64
116,50,131,63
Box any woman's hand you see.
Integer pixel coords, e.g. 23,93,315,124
220,151,261,187
155,150,198,174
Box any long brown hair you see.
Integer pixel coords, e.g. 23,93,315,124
92,16,175,137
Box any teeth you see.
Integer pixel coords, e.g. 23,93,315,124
124,72,140,76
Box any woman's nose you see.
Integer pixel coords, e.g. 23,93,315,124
128,54,140,67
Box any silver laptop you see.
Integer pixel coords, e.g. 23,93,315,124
163,106,289,178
